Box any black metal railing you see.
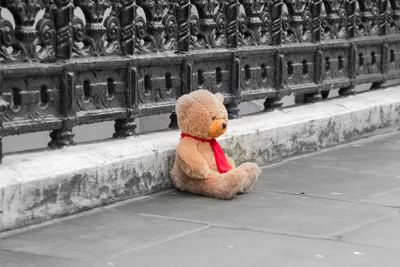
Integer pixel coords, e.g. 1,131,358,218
0,0,399,163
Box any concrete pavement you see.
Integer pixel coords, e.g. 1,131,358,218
0,131,400,267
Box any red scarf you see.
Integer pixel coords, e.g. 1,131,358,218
180,133,232,174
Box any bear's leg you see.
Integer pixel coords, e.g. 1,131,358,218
170,165,238,199
172,163,261,199
235,162,262,193
190,169,249,199
195,163,261,199
207,163,261,198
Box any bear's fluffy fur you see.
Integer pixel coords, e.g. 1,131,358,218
171,90,261,199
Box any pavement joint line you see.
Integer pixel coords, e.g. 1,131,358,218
108,224,211,258
0,190,175,240
130,212,334,241
211,224,333,240
382,161,400,170
256,188,400,209
132,214,338,242
334,238,400,252
0,247,92,264
99,189,176,210
361,185,400,200
124,212,388,245
328,210,400,239
259,130,400,170
210,223,400,251
137,213,212,226
135,213,384,247
211,224,400,253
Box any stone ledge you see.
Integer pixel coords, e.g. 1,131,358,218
1,87,400,232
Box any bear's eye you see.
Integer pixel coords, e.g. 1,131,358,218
211,116,216,120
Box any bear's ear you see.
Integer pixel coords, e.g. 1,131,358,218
175,94,192,114
215,93,224,103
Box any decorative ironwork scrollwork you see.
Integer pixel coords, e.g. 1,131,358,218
0,12,18,62
386,0,400,34
0,97,9,113
135,0,178,53
72,0,121,57
238,0,272,46
0,0,57,62
282,0,312,43
35,14,57,60
189,0,227,49
354,0,380,36
321,0,347,39
163,12,178,50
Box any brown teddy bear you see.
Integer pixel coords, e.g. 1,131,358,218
171,90,261,199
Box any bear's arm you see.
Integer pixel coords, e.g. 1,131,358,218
176,139,209,179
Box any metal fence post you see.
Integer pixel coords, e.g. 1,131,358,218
0,95,9,163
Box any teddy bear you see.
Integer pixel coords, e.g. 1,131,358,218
171,89,261,199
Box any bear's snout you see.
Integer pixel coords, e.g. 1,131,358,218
209,118,227,138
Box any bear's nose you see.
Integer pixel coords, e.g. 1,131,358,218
222,123,226,129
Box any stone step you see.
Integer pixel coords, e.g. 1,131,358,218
1,86,400,232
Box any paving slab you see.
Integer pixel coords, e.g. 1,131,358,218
303,134,400,174
362,187,400,207
257,132,400,202
0,206,207,263
342,212,400,250
110,227,400,267
0,249,95,267
258,164,400,201
114,189,395,238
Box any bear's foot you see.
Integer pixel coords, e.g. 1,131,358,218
237,162,262,193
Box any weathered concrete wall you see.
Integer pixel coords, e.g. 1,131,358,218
0,87,400,232
223,91,400,165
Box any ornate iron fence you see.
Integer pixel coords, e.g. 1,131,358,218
0,0,399,163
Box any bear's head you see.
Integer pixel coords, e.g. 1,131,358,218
176,90,228,140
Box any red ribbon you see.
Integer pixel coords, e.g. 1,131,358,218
180,132,232,174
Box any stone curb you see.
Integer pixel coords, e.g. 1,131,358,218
0,87,400,232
